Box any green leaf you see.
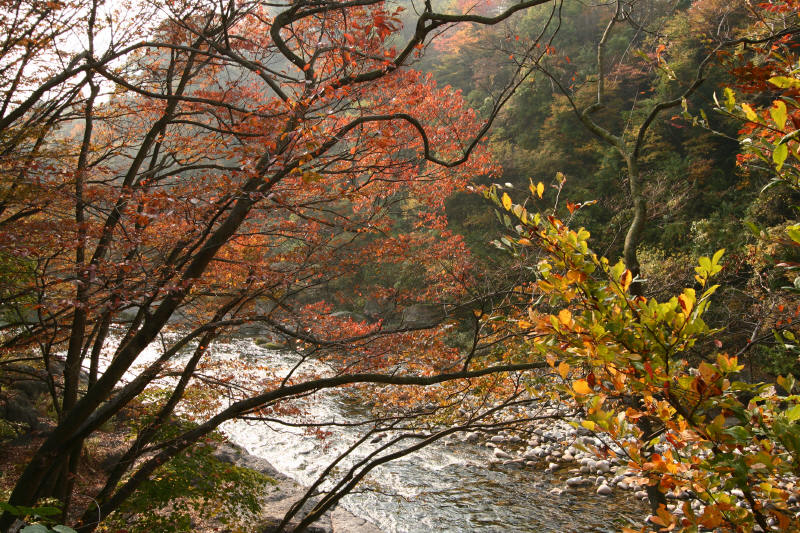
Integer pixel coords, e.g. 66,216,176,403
744,220,762,237
773,143,788,170
723,88,736,112
20,526,50,533
723,425,751,442
770,100,788,130
786,224,800,244
786,404,800,422
769,76,800,89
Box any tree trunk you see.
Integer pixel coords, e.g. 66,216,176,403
623,155,645,296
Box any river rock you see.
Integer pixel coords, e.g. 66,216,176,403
463,432,480,443
597,484,613,496
566,476,589,487
595,460,611,473
493,448,512,460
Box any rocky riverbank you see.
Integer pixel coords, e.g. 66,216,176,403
451,403,800,531
213,442,383,533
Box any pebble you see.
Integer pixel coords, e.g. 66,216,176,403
566,476,589,487
463,432,480,443
493,448,512,460
597,484,613,496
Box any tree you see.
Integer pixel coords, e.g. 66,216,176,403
0,0,560,530
487,181,800,532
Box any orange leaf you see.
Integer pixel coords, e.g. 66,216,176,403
678,293,693,315
573,379,592,395
620,269,632,292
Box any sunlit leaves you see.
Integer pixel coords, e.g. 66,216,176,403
773,142,788,170
769,76,800,89
771,100,788,131
485,181,800,531
572,379,592,395
694,249,724,287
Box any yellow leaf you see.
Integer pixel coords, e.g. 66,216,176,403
741,103,759,123
770,100,787,130
566,269,587,283
620,269,632,292
581,419,596,430
536,181,544,198
558,308,572,326
501,192,512,211
573,379,592,395
678,290,694,316
558,361,570,379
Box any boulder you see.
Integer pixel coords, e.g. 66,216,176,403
363,297,395,321
400,304,445,328
2,394,41,429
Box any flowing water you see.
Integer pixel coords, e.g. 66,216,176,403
101,333,646,531
212,338,648,532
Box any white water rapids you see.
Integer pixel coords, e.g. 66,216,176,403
95,332,644,532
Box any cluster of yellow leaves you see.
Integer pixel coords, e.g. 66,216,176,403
486,183,800,532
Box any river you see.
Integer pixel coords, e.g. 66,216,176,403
209,337,648,532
